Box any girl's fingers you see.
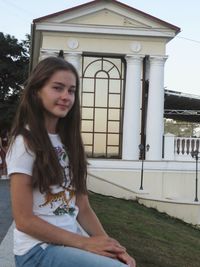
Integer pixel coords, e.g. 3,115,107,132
117,252,136,267
100,251,117,258
106,245,126,254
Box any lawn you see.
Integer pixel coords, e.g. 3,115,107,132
89,192,200,267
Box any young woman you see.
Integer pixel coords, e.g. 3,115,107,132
6,57,136,267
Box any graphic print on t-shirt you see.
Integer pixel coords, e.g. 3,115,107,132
39,145,76,216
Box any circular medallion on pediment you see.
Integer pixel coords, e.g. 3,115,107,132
67,38,79,49
130,41,142,53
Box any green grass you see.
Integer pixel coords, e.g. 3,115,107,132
89,192,200,267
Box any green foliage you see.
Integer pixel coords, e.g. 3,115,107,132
0,32,30,134
164,118,200,137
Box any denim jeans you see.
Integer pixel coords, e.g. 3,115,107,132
15,244,129,267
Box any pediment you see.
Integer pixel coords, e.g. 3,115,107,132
34,0,179,34
62,9,150,28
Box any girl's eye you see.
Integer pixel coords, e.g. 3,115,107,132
69,88,76,94
53,86,63,91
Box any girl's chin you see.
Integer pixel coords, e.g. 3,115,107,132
57,111,69,118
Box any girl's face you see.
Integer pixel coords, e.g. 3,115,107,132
38,70,76,132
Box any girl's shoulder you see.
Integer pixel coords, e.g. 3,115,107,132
13,134,25,145
9,134,26,150
7,134,34,158
6,134,35,177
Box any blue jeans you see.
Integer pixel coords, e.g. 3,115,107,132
15,244,129,267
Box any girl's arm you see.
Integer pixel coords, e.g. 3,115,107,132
11,173,125,258
76,193,136,267
76,193,108,237
11,173,87,247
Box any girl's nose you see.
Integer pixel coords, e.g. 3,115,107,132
61,89,69,99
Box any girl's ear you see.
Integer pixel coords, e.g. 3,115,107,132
36,89,41,98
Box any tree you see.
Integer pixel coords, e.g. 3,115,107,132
0,32,30,135
164,118,200,137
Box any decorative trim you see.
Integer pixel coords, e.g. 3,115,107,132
35,23,176,38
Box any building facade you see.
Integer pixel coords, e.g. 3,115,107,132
31,0,180,161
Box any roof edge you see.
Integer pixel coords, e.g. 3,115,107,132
32,0,180,34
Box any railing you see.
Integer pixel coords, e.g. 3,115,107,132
175,137,200,156
164,134,200,161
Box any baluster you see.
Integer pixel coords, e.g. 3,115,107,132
181,138,185,155
196,139,200,153
186,139,190,154
191,139,195,154
176,138,180,154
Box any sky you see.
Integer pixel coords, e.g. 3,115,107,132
0,0,200,97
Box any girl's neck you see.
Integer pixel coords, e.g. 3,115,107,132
45,119,58,134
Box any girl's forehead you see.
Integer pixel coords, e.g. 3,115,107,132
50,70,76,81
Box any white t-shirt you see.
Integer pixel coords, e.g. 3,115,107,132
6,133,79,255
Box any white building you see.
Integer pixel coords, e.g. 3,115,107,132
31,0,200,226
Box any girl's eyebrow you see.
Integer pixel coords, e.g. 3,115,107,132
52,82,76,88
52,82,65,86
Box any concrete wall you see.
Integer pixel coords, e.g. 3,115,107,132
87,159,200,226
137,197,200,225
87,159,200,202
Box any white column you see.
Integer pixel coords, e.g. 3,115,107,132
146,56,167,160
64,52,82,75
122,55,144,160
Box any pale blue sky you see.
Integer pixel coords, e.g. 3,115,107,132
0,0,200,96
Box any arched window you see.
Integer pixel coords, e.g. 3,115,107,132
81,55,125,158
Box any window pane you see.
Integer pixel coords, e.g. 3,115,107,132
96,71,108,79
94,134,106,156
109,94,120,107
108,109,120,120
108,134,119,145
82,93,94,106
109,80,121,94
107,146,119,156
82,120,93,132
84,59,102,77
94,109,107,132
108,67,120,79
82,78,94,92
102,60,120,79
95,79,108,107
103,60,113,72
82,108,94,120
108,121,120,133
82,133,93,145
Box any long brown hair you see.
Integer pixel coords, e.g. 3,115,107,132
10,57,87,194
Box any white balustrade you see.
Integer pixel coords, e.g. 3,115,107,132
174,137,200,160
163,135,200,161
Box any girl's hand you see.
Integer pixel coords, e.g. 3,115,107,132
117,252,136,267
82,236,126,258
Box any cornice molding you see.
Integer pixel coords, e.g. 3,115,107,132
36,23,176,38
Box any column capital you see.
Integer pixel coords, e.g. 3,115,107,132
125,54,145,64
64,51,82,59
39,49,58,60
149,55,168,66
